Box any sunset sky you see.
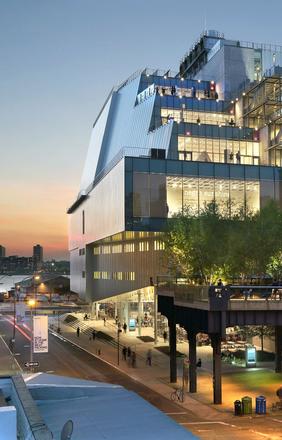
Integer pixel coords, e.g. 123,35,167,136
2,0,282,259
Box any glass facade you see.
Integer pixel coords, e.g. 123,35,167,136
178,136,260,165
126,157,282,228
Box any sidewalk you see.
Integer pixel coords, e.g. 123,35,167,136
0,334,22,375
50,313,282,420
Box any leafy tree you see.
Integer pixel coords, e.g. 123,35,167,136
164,200,282,284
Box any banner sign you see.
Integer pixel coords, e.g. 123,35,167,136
33,315,48,353
16,302,26,323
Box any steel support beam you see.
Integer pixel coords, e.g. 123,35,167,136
169,319,177,383
275,325,282,373
211,334,222,404
188,330,197,393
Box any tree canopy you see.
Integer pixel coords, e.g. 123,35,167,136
164,200,282,284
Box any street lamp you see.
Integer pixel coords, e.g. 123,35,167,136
33,274,40,316
28,299,36,371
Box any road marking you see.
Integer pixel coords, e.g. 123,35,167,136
165,412,187,415
14,353,21,356
271,418,282,423
46,370,55,373
249,430,271,438
180,421,237,428
24,345,30,348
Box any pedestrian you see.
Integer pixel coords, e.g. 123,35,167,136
131,351,136,368
115,315,118,325
163,330,168,343
146,349,152,366
127,346,131,358
217,279,223,287
196,358,202,368
123,322,127,333
76,326,80,337
122,346,127,361
103,317,106,326
92,329,96,340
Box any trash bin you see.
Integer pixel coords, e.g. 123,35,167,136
256,396,266,414
242,396,252,414
234,400,242,416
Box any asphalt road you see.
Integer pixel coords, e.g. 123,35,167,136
0,316,281,440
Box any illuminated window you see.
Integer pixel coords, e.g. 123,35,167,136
112,233,122,241
113,272,123,280
93,246,100,255
154,240,165,250
125,231,135,240
124,272,135,281
112,244,122,253
93,271,101,279
101,271,110,280
101,245,111,254
139,241,149,251
124,243,135,253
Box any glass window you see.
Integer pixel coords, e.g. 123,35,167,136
166,176,182,217
133,173,150,217
246,180,260,213
230,180,245,215
183,177,198,214
139,241,149,251
93,271,101,280
215,180,230,215
260,180,274,208
93,246,100,255
199,178,214,211
150,174,167,217
124,243,135,252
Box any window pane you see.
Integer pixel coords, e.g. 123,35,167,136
133,173,150,217
166,176,182,217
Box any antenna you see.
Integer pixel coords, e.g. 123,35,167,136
61,420,73,440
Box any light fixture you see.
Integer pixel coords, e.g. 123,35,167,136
231,100,234,104
236,98,239,102
242,92,246,96
198,79,201,83
211,80,215,84
181,77,184,81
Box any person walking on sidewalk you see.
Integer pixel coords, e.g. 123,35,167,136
163,330,168,343
103,317,106,326
76,326,80,337
127,346,131,358
92,329,96,340
146,349,152,366
122,346,127,361
123,322,127,333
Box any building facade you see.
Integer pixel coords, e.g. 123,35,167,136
68,31,282,320
0,245,6,258
33,244,43,271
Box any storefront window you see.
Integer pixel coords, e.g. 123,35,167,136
246,180,260,213
133,173,150,217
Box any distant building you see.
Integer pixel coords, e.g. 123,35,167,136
33,244,43,270
0,256,33,274
17,274,70,297
0,245,6,258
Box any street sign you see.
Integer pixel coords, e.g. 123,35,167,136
24,361,39,368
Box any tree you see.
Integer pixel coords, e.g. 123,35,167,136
164,202,229,284
164,200,282,284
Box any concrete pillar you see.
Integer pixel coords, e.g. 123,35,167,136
211,334,222,404
114,302,118,320
138,291,142,337
188,331,197,393
169,320,177,383
121,301,129,325
275,326,282,373
154,286,158,344
95,302,100,320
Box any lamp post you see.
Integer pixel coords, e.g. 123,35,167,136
33,274,40,315
28,299,36,372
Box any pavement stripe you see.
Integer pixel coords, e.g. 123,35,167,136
271,418,282,423
4,317,31,341
165,412,187,415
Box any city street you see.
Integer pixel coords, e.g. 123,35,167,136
0,315,282,439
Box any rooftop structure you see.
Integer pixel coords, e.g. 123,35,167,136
0,374,197,440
